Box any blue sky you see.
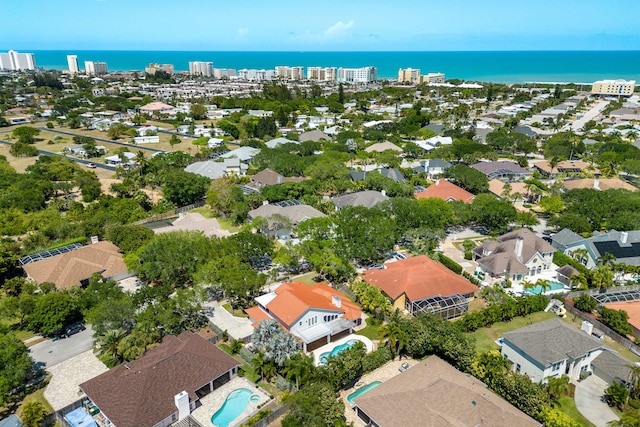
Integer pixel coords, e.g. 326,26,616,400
3,0,639,51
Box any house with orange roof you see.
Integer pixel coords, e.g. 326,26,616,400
361,255,477,319
245,282,362,351
414,179,475,203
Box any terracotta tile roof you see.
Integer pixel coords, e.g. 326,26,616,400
245,305,273,326
259,282,362,328
361,255,477,301
415,179,475,203
354,355,540,427
80,332,239,427
139,101,175,112
22,241,128,289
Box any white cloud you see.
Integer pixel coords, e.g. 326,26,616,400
237,28,249,36
324,20,354,38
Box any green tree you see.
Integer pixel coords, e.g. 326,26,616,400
591,265,614,290
162,170,210,206
0,333,34,406
12,126,40,144
169,134,181,150
471,194,517,232
547,375,570,401
284,353,315,390
599,307,633,336
443,164,489,194
574,294,597,313
28,291,81,334
104,224,154,253
20,401,48,427
106,123,131,140
190,103,207,120
605,381,629,409
282,382,345,427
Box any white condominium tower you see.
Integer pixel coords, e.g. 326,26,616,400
85,61,108,76
67,55,79,75
0,50,36,71
307,67,337,81
189,61,213,77
337,66,377,83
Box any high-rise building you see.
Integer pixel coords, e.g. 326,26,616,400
337,66,377,83
0,50,36,71
145,63,174,75
398,68,421,83
591,79,636,97
67,55,79,75
307,66,337,82
238,69,274,81
275,66,304,80
189,61,213,77
85,61,108,76
213,68,236,79
421,72,445,84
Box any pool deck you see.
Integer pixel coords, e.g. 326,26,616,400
312,334,374,366
190,377,270,427
340,358,419,426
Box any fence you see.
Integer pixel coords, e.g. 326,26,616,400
563,303,640,356
52,398,86,427
247,404,289,427
132,200,205,225
567,284,640,299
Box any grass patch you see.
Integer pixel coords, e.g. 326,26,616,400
18,388,54,417
293,272,320,285
257,381,280,398
557,395,595,427
357,317,382,341
190,206,215,218
465,311,556,353
218,343,233,355
216,217,242,233
222,303,232,312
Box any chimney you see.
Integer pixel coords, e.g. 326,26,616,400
515,236,524,260
174,391,190,421
331,295,342,308
621,231,629,244
262,200,269,205
436,179,440,186
381,190,386,197
593,177,600,190
581,321,593,336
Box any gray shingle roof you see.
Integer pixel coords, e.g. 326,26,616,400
503,318,604,367
551,228,583,247
332,190,389,209
592,349,634,385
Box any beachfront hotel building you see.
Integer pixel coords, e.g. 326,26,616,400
67,55,79,75
238,69,275,81
275,66,304,80
307,67,337,81
398,68,445,84
189,61,213,77
146,63,174,75
591,79,636,97
337,66,377,83
0,50,36,71
213,68,236,79
84,61,108,76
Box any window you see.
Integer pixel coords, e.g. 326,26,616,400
516,364,521,373
552,362,562,371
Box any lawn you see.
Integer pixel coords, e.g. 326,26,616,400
190,206,215,218
216,217,242,233
357,317,382,341
18,388,54,418
292,272,320,285
465,311,556,353
557,395,595,427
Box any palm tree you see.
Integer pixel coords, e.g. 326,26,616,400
21,401,47,427
599,252,617,267
591,265,614,291
96,329,126,366
284,353,315,390
609,410,640,427
547,375,570,401
501,183,513,201
570,272,590,290
548,156,561,178
627,364,640,399
252,351,267,382
378,320,409,360
535,278,552,295
570,248,589,265
521,279,535,294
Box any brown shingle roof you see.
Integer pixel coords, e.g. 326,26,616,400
80,332,239,427
354,355,540,427
361,255,477,301
247,168,305,189
22,241,128,289
415,179,475,203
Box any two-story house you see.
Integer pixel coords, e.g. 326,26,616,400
501,318,606,383
245,282,362,352
473,228,556,282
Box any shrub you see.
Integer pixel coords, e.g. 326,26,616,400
436,253,463,274
464,251,472,260
553,252,590,275
574,294,597,313
361,346,393,373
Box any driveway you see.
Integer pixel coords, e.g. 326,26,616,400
29,325,94,369
206,301,254,340
574,375,619,427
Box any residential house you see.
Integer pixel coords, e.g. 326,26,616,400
246,168,305,191
472,228,556,281
532,160,599,178
353,355,540,427
220,146,260,164
425,135,453,146
560,229,640,268
550,228,583,252
139,101,176,116
379,167,405,182
332,190,389,210
361,255,477,319
299,129,330,142
414,179,475,203
591,349,635,386
562,177,637,192
105,151,136,166
265,137,298,149
414,158,451,180
245,282,362,351
248,201,325,237
184,158,248,180
80,331,240,427
22,241,132,289
470,161,532,180
488,179,528,202
501,318,606,383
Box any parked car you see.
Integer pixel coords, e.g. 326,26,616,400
63,322,86,338
86,162,96,168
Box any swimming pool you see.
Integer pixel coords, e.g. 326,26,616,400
347,381,382,405
319,339,360,365
211,388,256,427
527,281,565,295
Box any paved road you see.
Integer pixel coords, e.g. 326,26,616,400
42,128,166,153
29,325,94,369
569,100,609,132
574,375,619,427
0,139,116,172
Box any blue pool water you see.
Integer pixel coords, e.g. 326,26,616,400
347,381,382,405
211,388,254,427
320,339,360,365
528,281,565,295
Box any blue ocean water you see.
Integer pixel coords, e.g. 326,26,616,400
22,50,640,84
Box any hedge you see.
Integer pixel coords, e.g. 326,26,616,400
436,253,463,275
459,294,549,332
361,346,393,373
